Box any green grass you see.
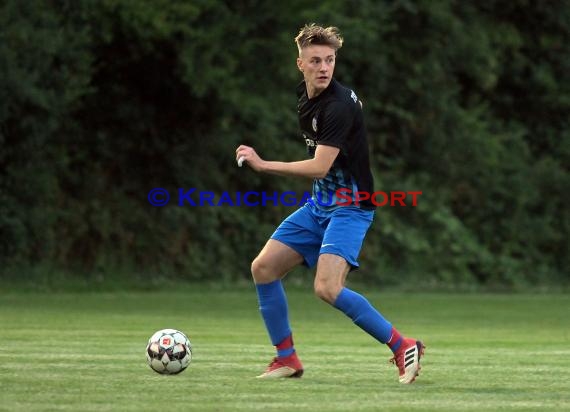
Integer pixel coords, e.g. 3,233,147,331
0,289,568,411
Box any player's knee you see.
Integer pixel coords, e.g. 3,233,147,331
313,279,338,304
250,257,265,281
251,257,274,283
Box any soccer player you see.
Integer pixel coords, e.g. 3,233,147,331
235,24,424,384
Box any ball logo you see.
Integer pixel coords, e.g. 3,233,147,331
161,337,171,345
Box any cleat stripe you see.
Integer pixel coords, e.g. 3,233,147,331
395,340,425,384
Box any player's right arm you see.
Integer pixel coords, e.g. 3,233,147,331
235,144,339,179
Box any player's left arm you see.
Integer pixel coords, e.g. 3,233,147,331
235,144,339,179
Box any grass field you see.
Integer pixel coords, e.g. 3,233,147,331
0,288,568,411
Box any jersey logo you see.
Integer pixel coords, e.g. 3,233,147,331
312,116,318,132
303,133,317,147
350,90,358,103
305,137,317,147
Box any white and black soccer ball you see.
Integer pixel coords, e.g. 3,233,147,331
146,328,192,375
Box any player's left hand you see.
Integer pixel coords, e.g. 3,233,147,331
235,145,264,172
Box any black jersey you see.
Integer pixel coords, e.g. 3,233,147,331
297,78,375,210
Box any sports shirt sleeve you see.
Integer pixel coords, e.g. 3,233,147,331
317,101,353,149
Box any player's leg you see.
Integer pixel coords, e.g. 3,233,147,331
252,205,323,378
252,239,302,352
315,253,397,345
315,207,425,384
252,238,303,284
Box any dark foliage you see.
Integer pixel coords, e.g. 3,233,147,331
1,0,568,288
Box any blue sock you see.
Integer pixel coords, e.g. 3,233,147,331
256,280,294,357
333,287,392,344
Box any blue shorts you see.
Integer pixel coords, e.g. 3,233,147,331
271,202,374,269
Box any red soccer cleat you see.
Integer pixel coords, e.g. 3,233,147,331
256,352,304,379
390,338,425,384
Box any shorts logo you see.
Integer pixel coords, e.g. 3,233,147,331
312,116,318,132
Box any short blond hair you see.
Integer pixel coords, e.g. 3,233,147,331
294,23,343,54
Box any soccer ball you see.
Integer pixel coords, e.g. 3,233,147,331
146,328,192,375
